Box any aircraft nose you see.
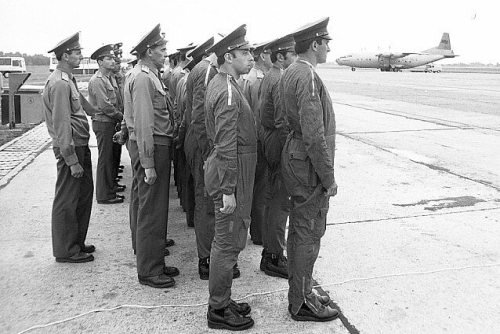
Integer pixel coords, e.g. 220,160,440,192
335,58,341,64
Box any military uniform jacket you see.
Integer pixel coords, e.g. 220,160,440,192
259,64,288,169
185,58,218,159
280,60,336,189
205,72,257,196
124,60,174,169
175,75,188,129
241,67,265,140
88,69,123,123
43,66,90,166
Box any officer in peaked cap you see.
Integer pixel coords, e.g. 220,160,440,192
183,35,227,283
43,32,95,263
110,43,126,189
170,43,196,216
48,32,83,58
240,39,272,248
88,44,124,206
257,34,296,281
162,51,179,90
280,17,339,322
123,24,179,289
203,24,256,331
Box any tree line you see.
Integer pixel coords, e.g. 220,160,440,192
0,52,49,66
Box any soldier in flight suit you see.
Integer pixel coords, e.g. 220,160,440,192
258,34,297,279
204,25,256,331
43,32,95,263
241,41,272,246
280,17,340,322
124,24,179,288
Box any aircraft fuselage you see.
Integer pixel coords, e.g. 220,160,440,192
336,53,445,71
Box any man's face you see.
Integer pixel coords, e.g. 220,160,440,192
112,57,121,73
149,43,168,70
283,51,297,69
262,51,272,69
316,39,330,64
231,49,253,75
67,49,83,68
99,56,116,71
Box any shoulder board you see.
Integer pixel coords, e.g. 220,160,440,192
61,72,69,82
141,65,150,74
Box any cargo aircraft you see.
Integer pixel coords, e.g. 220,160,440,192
335,33,457,72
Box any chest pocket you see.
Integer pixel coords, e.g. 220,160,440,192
106,81,117,105
152,79,167,112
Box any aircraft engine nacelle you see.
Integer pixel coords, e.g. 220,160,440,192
379,52,406,59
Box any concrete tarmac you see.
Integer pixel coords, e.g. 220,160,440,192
0,68,499,334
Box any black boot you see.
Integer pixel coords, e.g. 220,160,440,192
199,257,210,280
207,305,254,331
264,253,288,279
260,249,270,271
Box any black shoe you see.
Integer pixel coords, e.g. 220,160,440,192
115,175,123,180
164,266,179,277
116,194,125,200
165,238,175,247
199,257,210,280
97,197,124,204
233,263,241,279
260,249,269,271
289,303,339,322
56,252,94,263
207,305,254,331
164,247,170,256
138,273,175,288
80,244,95,253
228,299,251,316
119,165,124,169
264,253,288,279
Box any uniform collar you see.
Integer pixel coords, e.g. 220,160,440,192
137,59,159,76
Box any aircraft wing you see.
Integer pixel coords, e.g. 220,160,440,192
376,52,419,59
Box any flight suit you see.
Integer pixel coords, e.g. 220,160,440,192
205,72,257,309
88,70,123,201
43,66,93,258
124,60,174,277
242,67,267,245
185,58,218,260
174,74,188,210
259,63,291,256
280,60,336,314
112,72,125,181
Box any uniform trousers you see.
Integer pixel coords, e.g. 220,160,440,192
92,121,117,201
287,189,329,314
51,145,93,258
208,151,256,309
182,156,195,227
129,139,172,277
262,166,290,255
250,140,267,243
127,139,139,252
188,146,215,259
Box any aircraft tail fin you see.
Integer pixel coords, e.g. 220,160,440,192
422,33,455,57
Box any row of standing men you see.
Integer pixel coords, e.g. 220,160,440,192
42,17,338,331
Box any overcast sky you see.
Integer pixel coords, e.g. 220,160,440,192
0,0,497,64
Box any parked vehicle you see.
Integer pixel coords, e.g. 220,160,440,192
0,57,27,78
49,56,99,75
424,64,442,73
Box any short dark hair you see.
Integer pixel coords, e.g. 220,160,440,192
217,51,237,66
294,37,324,55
